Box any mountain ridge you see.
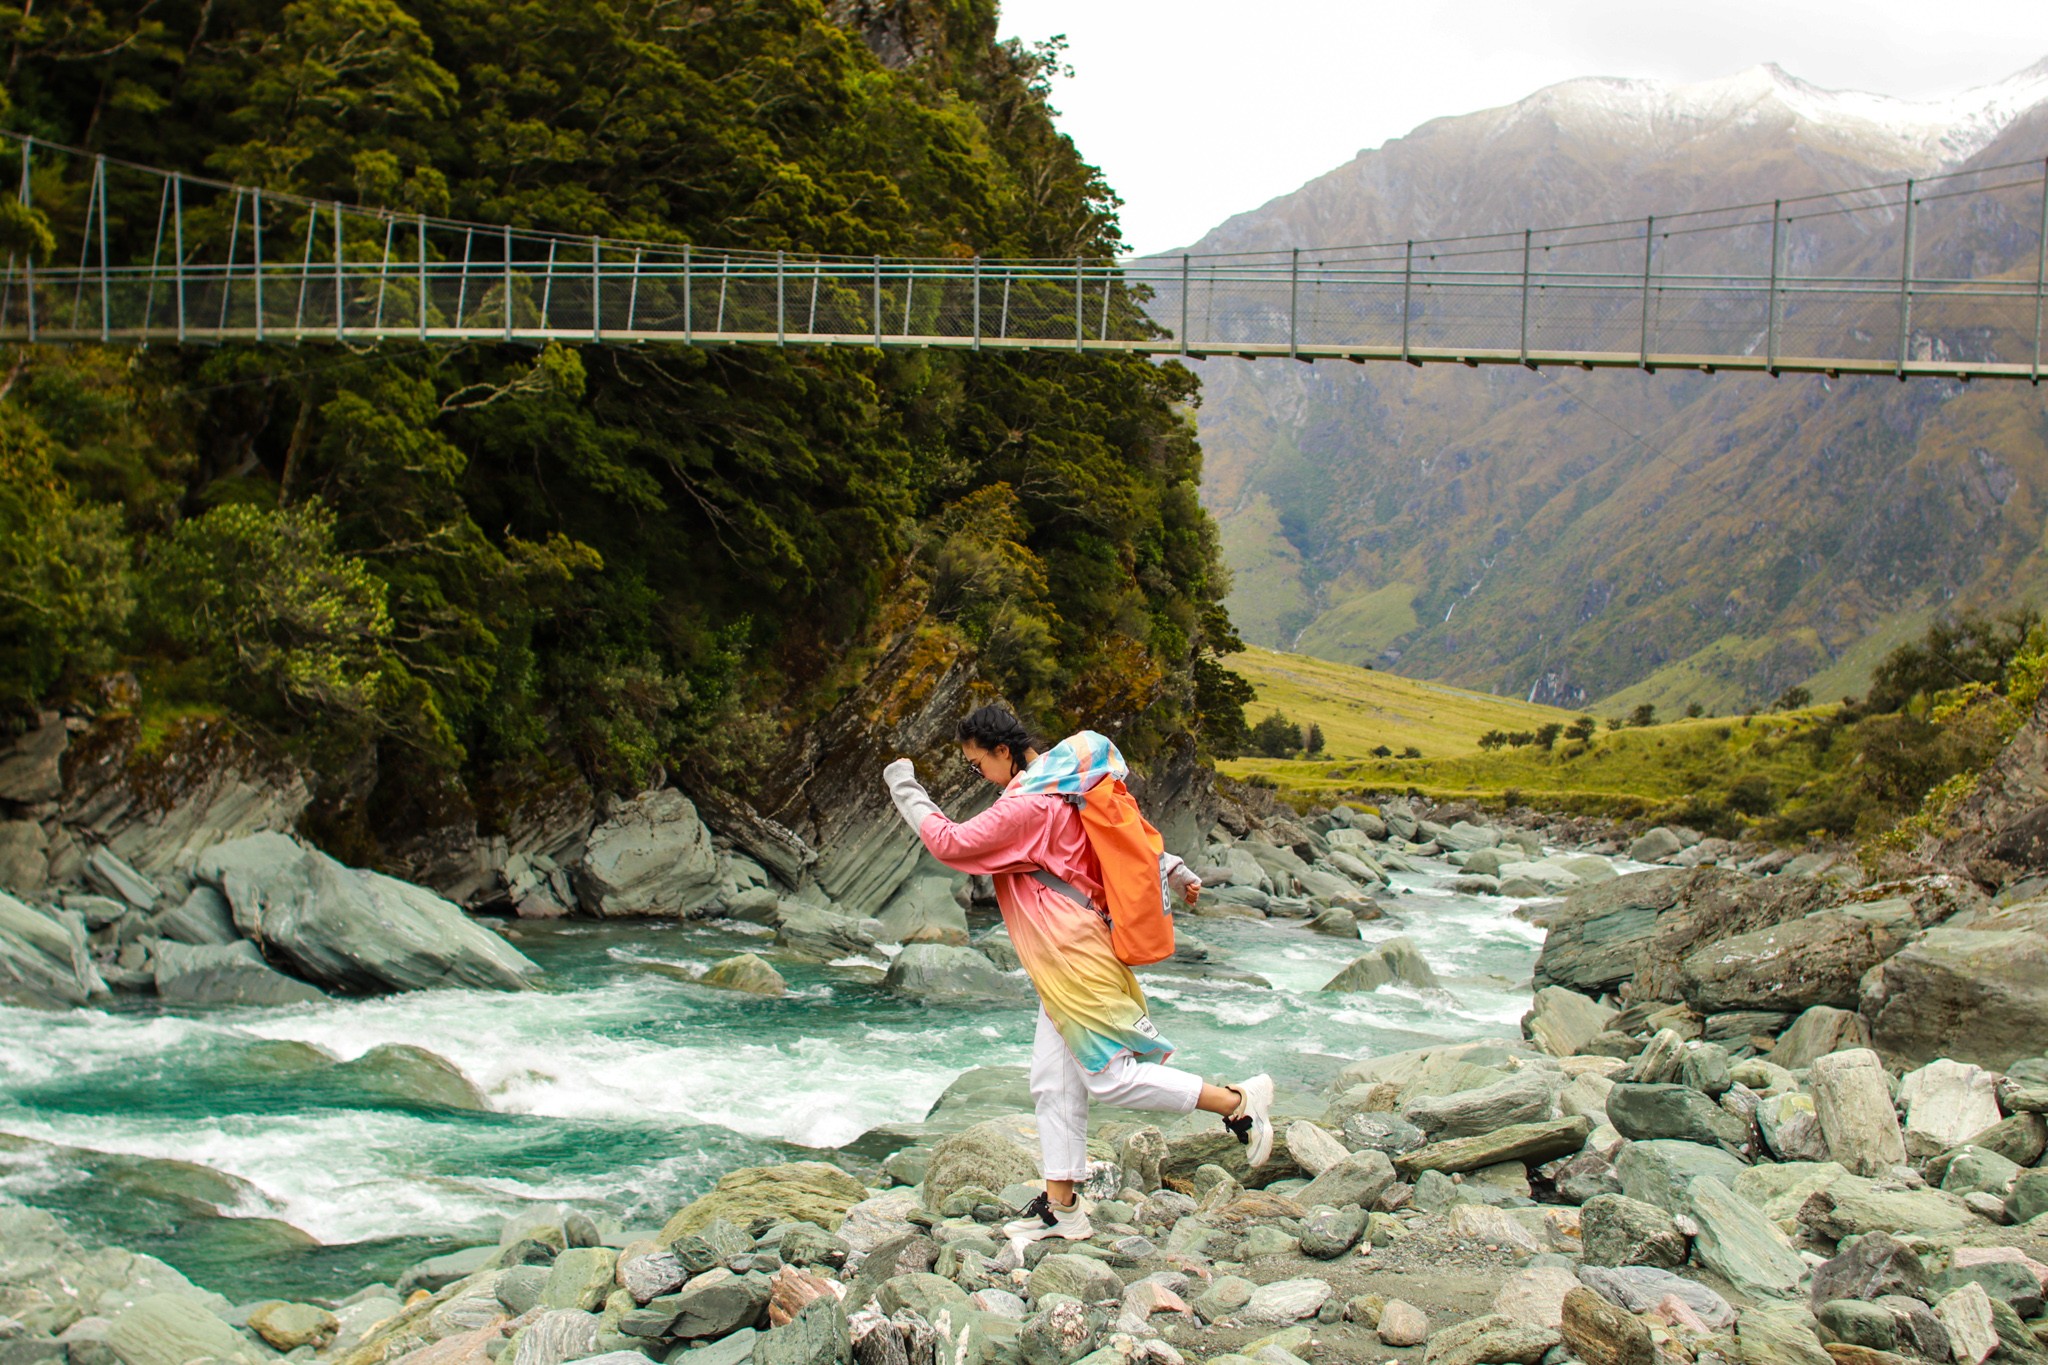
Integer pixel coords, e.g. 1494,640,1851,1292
1179,58,2048,711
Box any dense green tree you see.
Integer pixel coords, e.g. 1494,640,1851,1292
0,0,1247,852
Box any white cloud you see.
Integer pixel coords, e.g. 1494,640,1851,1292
995,0,2048,254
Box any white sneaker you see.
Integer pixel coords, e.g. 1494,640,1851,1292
1001,1191,1093,1243
1223,1074,1275,1167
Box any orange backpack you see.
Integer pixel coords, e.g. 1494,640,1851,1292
1076,778,1176,966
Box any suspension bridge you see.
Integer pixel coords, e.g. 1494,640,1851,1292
7,129,2048,381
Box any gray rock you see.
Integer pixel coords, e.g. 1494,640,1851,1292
1404,1070,1557,1140
1771,1006,1874,1070
1939,1148,2020,1199
1629,829,1683,862
1191,1275,1254,1324
666,1270,771,1341
876,1272,970,1321
1294,1149,1396,1210
1679,913,1898,1014
1807,1232,1929,1309
1394,1116,1591,1178
0,894,106,1006
1679,1042,1734,1098
1340,1112,1426,1156
1524,987,1619,1058
149,887,238,947
1018,1298,1096,1365
194,833,537,992
921,1120,1039,1214
575,789,723,918
1927,1262,2044,1318
1243,1279,1331,1324
1322,936,1438,992
1809,1049,1908,1176
1025,1255,1121,1306
1875,1295,1950,1363
773,906,879,961
1422,1313,1558,1365
1859,921,2048,1070
1605,1083,1749,1148
511,1309,602,1365
83,849,160,912
541,1249,619,1312
1282,1122,1349,1177
1560,1286,1654,1365
1579,1194,1686,1269
151,939,326,1006
748,1296,846,1365
1307,906,1360,937
1612,1139,1749,1213
880,945,1026,1003
2009,1169,2048,1224
1795,1175,1977,1240
106,1296,254,1365
0,820,48,895
1959,1113,2046,1167
1680,1175,1807,1300
875,875,969,947
1815,1299,1901,1352
1898,1060,2002,1160
499,1266,552,1316
699,954,786,997
0,714,64,803
1735,1306,1834,1365
1576,1266,1734,1330
1298,1205,1366,1259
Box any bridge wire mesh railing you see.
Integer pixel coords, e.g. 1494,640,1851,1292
4,130,2048,378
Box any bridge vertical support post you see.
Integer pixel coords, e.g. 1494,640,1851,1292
417,215,427,341
1766,200,1781,374
1519,228,1532,366
1000,268,1011,339
1638,216,1653,367
372,216,394,330
19,140,33,343
539,239,556,329
1290,247,1299,357
71,158,96,332
629,247,644,331
334,203,345,340
776,249,785,345
1180,253,1189,355
592,236,601,342
93,156,110,342
873,255,882,344
141,175,170,338
679,244,687,340
1075,256,1083,351
2033,159,2046,382
294,204,317,333
173,176,186,344
1400,240,1413,362
973,255,981,351
252,190,264,342
503,224,513,340
218,191,242,336
1897,180,1916,378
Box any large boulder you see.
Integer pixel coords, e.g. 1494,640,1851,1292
1679,1176,1807,1300
881,945,1027,1002
1322,936,1438,992
1613,1139,1749,1213
0,893,107,1007
1771,1006,1873,1070
1859,913,2048,1069
921,1118,1041,1213
1809,1049,1907,1176
1678,913,1899,1014
1404,1070,1557,1139
873,875,969,947
574,789,722,917
1606,1083,1749,1148
773,905,881,961
194,833,537,992
1394,1116,1590,1177
1524,987,1619,1058
107,1294,258,1365
698,953,786,997
151,939,326,1006
660,1162,867,1238
1898,1060,2002,1160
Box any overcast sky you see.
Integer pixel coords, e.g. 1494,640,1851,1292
993,1,2048,255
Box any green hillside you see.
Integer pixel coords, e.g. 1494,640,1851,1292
1220,646,1573,760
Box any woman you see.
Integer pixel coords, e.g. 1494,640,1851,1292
881,703,1274,1244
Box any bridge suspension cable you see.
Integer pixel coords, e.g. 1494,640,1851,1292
3,129,2048,381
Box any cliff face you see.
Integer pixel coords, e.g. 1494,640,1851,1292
1185,63,2048,711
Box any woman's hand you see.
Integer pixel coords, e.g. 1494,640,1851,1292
1167,860,1202,907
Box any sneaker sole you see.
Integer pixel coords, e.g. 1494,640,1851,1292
1239,1074,1276,1167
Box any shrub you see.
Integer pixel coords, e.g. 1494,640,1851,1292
1628,703,1657,728
1564,715,1596,743
1534,722,1563,752
1477,729,1507,751
1249,711,1304,758
1773,685,1813,712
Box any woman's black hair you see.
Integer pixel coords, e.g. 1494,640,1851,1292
957,704,1036,766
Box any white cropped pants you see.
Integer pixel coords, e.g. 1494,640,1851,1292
1029,1008,1203,1181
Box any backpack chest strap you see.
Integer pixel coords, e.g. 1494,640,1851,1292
1030,868,1109,924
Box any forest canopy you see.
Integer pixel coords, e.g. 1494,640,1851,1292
0,0,1248,858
